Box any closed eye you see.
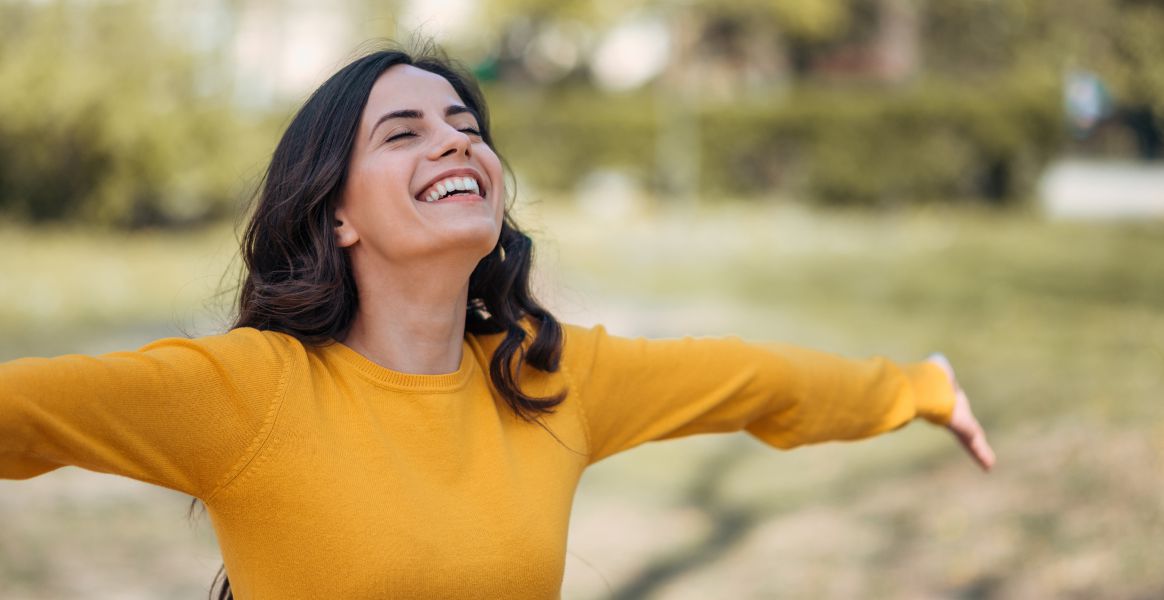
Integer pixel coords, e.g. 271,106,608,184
459,127,482,136
386,130,417,142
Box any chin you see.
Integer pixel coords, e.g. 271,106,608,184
433,220,502,257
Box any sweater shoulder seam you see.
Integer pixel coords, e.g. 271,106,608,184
561,325,595,463
203,332,295,502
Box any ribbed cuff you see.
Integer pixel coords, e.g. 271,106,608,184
901,361,957,425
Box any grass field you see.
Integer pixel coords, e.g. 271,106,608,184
1,203,1161,599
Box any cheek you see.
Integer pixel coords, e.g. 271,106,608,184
477,147,503,185
354,156,417,203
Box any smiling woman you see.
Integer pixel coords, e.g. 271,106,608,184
0,43,994,600
339,66,502,256
332,64,512,376
232,47,565,424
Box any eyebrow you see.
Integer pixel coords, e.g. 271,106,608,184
368,104,479,141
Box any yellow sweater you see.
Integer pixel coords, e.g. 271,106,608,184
0,322,955,599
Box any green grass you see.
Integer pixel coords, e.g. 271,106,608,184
0,222,241,359
1,203,1162,599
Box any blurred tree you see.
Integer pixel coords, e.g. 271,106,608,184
4,0,1159,223
0,0,270,228
922,0,1164,158
1069,0,1164,158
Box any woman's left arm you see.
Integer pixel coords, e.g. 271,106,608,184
563,323,995,469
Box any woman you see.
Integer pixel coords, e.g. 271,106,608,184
0,46,994,599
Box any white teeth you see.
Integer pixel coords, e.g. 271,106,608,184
420,176,484,203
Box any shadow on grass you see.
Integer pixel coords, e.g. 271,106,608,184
606,439,965,599
608,445,761,600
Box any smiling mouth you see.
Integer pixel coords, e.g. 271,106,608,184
417,176,485,203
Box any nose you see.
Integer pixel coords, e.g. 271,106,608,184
428,122,472,160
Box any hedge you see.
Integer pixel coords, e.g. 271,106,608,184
488,79,1064,205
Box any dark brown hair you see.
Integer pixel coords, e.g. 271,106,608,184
208,44,565,600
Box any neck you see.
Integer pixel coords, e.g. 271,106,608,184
340,257,473,375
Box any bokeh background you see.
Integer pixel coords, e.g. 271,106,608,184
1,1,1162,598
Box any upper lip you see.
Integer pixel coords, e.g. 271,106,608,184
416,167,486,200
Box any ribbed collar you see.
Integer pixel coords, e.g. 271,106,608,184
320,339,477,392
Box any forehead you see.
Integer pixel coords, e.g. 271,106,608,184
362,64,464,122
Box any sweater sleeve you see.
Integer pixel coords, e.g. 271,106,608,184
0,327,292,499
564,324,956,464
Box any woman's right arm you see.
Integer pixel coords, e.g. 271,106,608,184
0,327,292,499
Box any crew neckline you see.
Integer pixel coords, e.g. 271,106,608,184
320,338,477,392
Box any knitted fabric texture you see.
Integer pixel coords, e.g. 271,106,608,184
0,322,955,599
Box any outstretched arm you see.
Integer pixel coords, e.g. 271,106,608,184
0,328,292,498
563,324,986,466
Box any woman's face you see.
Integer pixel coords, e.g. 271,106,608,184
335,64,505,267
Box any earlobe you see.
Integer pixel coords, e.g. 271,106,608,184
334,209,358,248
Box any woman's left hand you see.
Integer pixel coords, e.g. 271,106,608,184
928,353,996,472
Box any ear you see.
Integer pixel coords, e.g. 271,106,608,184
333,205,359,248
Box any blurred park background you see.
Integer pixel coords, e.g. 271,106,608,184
0,0,1162,598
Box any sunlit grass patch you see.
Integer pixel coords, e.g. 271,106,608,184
0,222,241,358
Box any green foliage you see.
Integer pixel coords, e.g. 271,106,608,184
696,0,854,42
0,1,272,228
481,0,1160,195
489,88,658,190
2,0,1157,224
924,0,1164,113
490,78,1064,205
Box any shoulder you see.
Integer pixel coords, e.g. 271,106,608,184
558,321,608,354
138,326,297,351
135,327,306,371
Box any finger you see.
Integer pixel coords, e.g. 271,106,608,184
965,430,996,472
950,407,994,471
